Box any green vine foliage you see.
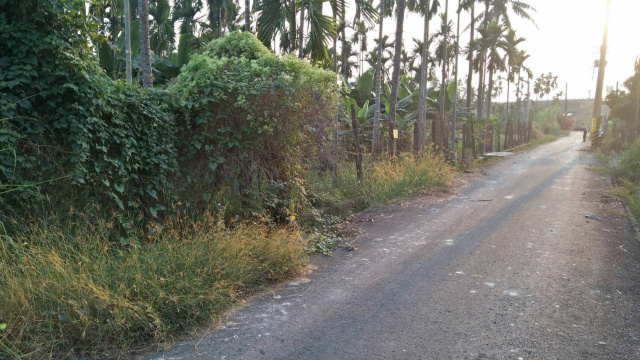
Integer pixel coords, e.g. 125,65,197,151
169,32,338,223
0,0,177,231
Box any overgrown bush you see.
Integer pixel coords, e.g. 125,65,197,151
611,138,640,184
0,0,177,231
0,210,305,359
168,32,339,223
531,104,563,138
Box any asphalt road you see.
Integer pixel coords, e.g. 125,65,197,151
145,132,640,360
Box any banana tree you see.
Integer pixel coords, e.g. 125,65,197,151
344,69,375,182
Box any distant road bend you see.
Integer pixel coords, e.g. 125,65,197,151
146,132,640,360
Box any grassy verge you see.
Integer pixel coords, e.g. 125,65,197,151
0,211,306,359
596,139,640,225
308,151,456,209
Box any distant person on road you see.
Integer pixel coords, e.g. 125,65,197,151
583,124,588,142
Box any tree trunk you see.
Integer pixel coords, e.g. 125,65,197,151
245,0,251,31
341,0,348,80
515,77,521,145
138,0,152,88
124,0,132,83
467,4,476,159
290,0,297,53
486,66,494,119
439,0,449,153
486,65,494,151
298,5,305,58
505,72,512,148
466,4,474,111
333,13,339,174
351,104,363,182
452,0,461,159
475,0,490,154
416,0,431,154
388,0,406,157
371,0,384,165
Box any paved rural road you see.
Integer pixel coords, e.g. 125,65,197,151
145,132,640,360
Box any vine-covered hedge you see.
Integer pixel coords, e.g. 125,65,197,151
169,32,339,222
0,0,176,228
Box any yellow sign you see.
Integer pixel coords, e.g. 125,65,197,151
392,129,399,139
591,117,598,134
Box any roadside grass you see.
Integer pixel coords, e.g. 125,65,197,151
307,151,456,209
596,138,640,225
0,210,306,359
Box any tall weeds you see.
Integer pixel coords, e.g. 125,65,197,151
308,152,455,208
0,211,305,359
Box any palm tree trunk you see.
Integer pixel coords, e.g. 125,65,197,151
371,0,384,165
466,4,474,111
504,74,511,149
388,0,406,157
124,0,132,82
351,103,363,182
516,76,521,144
298,4,305,58
475,0,489,154
138,0,152,88
245,0,251,31
439,0,449,153
416,0,430,154
341,0,347,79
290,0,297,53
332,10,339,174
452,0,461,158
477,61,486,154
467,4,476,158
486,65,494,150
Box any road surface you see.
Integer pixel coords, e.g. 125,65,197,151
145,132,640,359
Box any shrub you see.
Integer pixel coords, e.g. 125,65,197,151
0,0,177,230
611,137,640,184
168,32,339,223
532,104,562,137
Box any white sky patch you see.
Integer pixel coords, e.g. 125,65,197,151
340,0,640,102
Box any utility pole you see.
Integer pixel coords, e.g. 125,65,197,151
591,0,611,149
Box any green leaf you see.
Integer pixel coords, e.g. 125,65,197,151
354,69,374,105
209,162,217,172
0,323,6,331
108,192,125,210
358,100,369,125
114,183,125,193
147,189,158,200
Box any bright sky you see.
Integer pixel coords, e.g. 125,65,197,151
348,0,640,101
